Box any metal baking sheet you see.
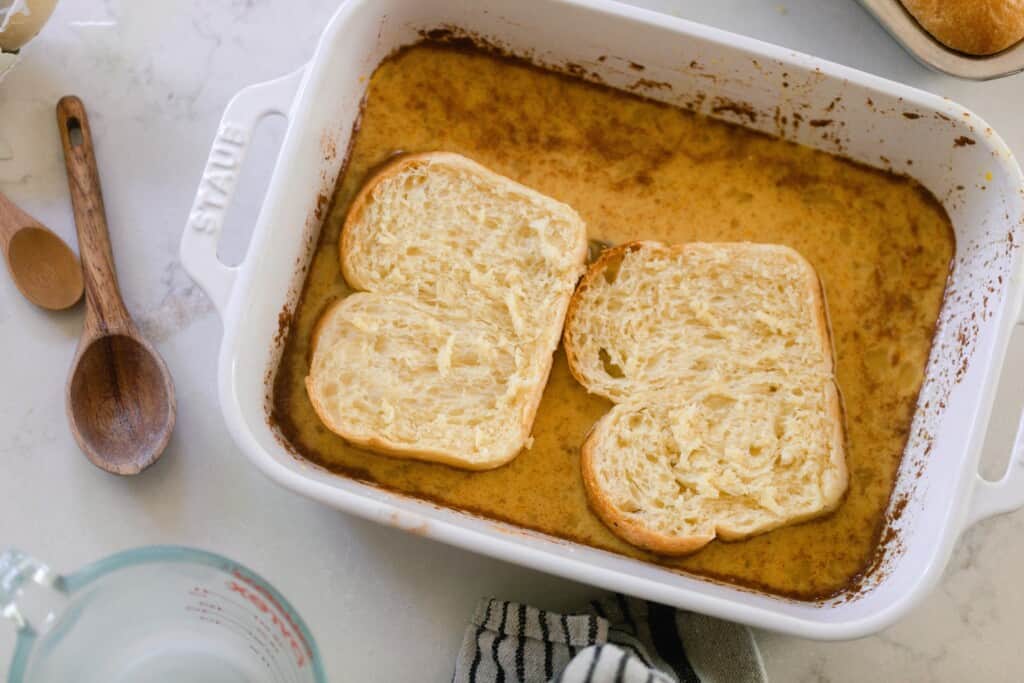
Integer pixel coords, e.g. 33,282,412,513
858,0,1024,80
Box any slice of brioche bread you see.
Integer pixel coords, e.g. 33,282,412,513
564,241,847,554
307,152,588,470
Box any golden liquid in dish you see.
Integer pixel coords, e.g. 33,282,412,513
272,43,955,599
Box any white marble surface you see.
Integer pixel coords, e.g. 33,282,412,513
2,0,1024,680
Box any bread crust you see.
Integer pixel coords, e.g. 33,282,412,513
305,372,522,470
339,152,427,290
564,241,834,392
822,379,849,508
566,240,848,555
581,385,848,554
308,151,587,470
901,0,1024,55
303,299,524,471
563,240,651,398
580,411,716,555
340,151,588,289
812,270,850,510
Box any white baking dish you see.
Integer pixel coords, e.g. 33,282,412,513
181,0,1024,639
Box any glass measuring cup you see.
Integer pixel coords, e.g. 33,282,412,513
1,545,326,683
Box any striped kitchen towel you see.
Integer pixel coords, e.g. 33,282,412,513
452,595,766,683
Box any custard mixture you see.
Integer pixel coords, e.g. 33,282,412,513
272,43,955,599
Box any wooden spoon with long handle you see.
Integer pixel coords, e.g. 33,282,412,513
0,191,83,310
58,95,176,475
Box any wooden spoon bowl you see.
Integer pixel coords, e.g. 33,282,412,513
68,334,174,473
58,95,176,475
0,192,83,310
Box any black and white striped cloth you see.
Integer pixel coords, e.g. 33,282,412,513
452,596,766,683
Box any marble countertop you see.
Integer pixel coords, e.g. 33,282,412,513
2,1,1024,680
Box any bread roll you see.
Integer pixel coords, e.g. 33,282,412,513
900,0,1024,55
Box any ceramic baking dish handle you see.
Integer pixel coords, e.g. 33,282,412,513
965,315,1024,528
180,68,305,315
966,414,1024,528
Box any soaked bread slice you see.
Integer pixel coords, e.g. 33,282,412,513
564,241,847,554
307,152,587,469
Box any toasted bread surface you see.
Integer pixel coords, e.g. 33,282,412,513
565,241,847,554
306,152,587,469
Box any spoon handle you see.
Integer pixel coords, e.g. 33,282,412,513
0,191,43,251
56,96,131,334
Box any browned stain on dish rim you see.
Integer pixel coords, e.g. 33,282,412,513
710,97,759,123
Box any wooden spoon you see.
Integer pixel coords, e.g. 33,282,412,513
57,96,176,475
0,192,83,310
